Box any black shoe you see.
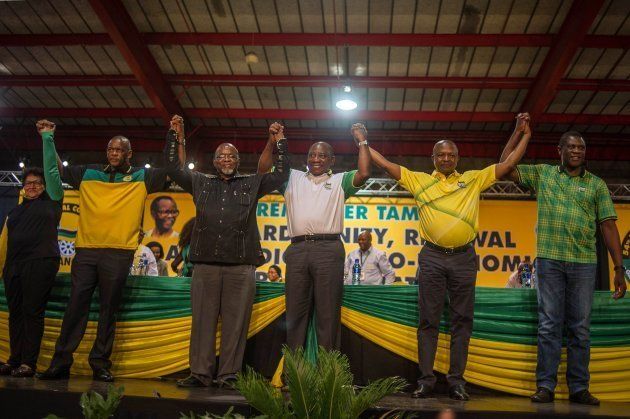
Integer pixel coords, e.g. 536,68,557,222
36,366,70,380
92,368,114,382
411,384,433,398
569,390,600,406
0,363,15,376
530,387,554,403
449,384,470,401
176,375,208,388
217,374,238,389
11,365,35,378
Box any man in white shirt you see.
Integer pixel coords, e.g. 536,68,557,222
130,231,158,276
344,231,396,285
257,123,371,349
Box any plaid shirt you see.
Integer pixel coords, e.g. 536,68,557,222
517,164,617,264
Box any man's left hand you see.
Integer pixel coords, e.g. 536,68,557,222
612,270,627,300
170,115,185,140
351,123,367,145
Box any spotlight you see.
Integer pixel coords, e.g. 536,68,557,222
18,161,25,169
144,163,151,169
62,160,69,167
187,162,195,170
336,85,358,111
245,51,259,64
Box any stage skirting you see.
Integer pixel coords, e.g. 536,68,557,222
0,275,628,402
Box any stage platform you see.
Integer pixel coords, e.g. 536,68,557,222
0,376,627,419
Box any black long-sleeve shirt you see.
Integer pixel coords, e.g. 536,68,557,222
168,166,289,267
5,192,62,266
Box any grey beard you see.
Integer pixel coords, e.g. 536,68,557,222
219,167,235,176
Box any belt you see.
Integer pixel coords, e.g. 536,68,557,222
423,240,473,255
291,234,340,244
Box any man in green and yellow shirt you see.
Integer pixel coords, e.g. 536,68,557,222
37,117,184,382
369,113,532,400
504,131,626,405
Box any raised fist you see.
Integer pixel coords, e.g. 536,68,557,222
36,119,56,135
514,113,531,134
351,122,368,144
170,115,185,139
268,121,285,142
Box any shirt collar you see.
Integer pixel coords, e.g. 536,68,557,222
431,170,461,181
104,164,132,174
557,164,586,178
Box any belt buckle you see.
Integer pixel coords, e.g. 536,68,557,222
444,247,455,255
305,234,316,242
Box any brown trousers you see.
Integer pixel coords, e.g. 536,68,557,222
189,263,255,385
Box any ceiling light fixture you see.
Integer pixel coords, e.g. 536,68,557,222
245,51,259,64
187,162,195,170
335,85,358,111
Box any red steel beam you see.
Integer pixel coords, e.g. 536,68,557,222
521,0,605,120
2,74,630,92
87,0,182,123
2,107,628,125
0,33,627,48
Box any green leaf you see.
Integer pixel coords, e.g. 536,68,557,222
348,377,407,419
234,366,288,418
316,347,354,419
282,345,320,419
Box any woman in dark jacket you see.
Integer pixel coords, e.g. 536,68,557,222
0,120,63,377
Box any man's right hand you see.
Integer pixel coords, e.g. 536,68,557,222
514,113,530,135
268,121,284,142
36,119,56,136
170,115,185,140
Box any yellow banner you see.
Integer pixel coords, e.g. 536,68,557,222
56,191,629,288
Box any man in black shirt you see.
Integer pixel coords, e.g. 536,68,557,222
168,121,289,388
0,120,63,377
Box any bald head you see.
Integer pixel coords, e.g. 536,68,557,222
213,142,240,178
358,230,372,251
106,136,132,168
432,139,458,156
432,139,459,176
307,141,335,176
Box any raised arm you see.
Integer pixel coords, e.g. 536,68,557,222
37,119,64,201
350,123,372,186
496,113,532,181
367,147,401,181
257,122,284,174
164,115,193,193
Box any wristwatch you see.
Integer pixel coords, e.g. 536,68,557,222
177,138,186,146
357,140,368,147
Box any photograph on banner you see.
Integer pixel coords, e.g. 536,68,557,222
141,192,196,276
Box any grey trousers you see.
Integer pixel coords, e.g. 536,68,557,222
417,245,477,388
285,239,345,350
189,263,255,385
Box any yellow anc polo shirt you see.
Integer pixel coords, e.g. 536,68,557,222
62,165,168,250
398,165,496,248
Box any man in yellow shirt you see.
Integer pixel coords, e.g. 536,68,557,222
369,113,531,400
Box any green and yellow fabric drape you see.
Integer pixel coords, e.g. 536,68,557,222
1,277,628,401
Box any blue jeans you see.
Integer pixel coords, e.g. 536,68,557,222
535,258,597,394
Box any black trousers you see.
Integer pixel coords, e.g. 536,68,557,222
3,258,59,369
285,239,345,350
417,245,477,388
49,248,134,371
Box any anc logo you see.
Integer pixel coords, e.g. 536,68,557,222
58,201,80,257
622,231,630,282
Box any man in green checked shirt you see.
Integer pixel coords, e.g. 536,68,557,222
502,131,626,406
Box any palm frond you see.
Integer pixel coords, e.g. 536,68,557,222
282,345,321,419
316,347,354,419
348,377,407,419
234,366,289,419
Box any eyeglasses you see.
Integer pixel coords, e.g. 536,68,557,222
215,154,239,161
23,180,44,187
157,210,180,216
